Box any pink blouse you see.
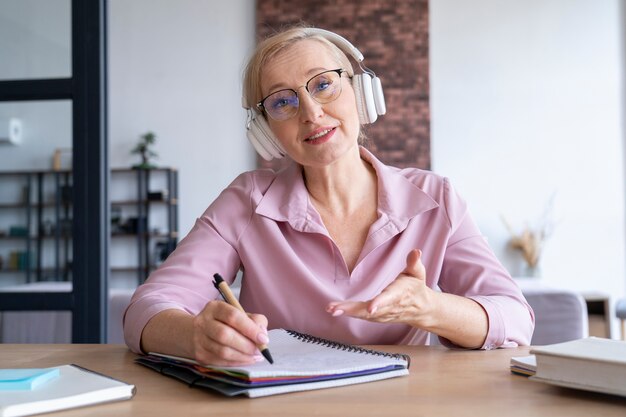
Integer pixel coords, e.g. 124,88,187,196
123,147,534,353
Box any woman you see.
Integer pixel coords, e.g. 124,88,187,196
123,27,534,366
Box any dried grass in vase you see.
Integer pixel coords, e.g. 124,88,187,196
501,192,556,273
501,196,555,275
504,223,544,268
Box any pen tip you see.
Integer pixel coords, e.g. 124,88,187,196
261,348,274,364
212,273,224,288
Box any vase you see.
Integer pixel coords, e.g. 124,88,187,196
523,263,541,278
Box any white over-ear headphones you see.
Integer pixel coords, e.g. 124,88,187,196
243,28,386,161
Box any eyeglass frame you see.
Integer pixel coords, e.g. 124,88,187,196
256,68,348,121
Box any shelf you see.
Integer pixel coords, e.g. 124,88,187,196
0,235,73,240
0,203,29,209
110,167,178,173
112,198,178,206
35,202,72,208
0,202,71,209
111,266,158,273
111,232,178,239
1,233,176,239
0,167,178,175
0,268,72,274
0,169,72,175
1,200,177,208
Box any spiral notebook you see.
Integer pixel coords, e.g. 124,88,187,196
136,329,410,397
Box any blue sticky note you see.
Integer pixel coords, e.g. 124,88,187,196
0,368,60,390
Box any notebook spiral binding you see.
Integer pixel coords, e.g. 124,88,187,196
285,329,411,367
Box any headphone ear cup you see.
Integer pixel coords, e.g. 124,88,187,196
246,125,274,161
371,76,386,115
254,115,286,159
352,74,378,124
247,112,286,161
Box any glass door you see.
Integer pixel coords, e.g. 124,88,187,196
0,0,107,343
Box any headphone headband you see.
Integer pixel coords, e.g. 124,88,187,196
303,28,365,63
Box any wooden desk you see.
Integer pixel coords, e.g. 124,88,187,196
1,344,625,416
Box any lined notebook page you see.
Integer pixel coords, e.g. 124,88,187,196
154,328,409,378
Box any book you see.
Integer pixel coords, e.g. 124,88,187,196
525,337,626,397
0,369,59,391
509,355,536,377
136,328,410,398
0,364,135,417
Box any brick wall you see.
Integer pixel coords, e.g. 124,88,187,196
255,0,430,170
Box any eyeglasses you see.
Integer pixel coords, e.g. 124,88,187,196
257,69,346,121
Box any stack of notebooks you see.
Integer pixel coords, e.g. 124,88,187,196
136,328,410,398
510,337,626,397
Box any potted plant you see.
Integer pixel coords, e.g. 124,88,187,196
131,132,158,169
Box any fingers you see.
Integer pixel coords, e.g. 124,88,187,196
404,249,425,280
192,301,269,366
326,301,372,319
193,323,261,366
248,313,269,332
367,285,398,315
326,248,428,325
327,280,406,321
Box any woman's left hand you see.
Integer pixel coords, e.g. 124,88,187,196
326,249,437,328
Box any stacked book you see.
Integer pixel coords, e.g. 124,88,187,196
7,251,30,271
510,337,626,397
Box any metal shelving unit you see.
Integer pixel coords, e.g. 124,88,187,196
110,167,178,284
0,167,178,286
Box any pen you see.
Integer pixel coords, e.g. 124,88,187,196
212,273,274,364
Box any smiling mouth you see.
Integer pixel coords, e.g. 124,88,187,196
305,127,335,142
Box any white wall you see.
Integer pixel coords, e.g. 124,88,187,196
0,0,71,80
107,0,256,240
431,0,625,306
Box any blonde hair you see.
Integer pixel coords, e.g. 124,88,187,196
242,26,355,110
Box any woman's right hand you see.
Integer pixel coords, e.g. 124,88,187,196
191,300,269,366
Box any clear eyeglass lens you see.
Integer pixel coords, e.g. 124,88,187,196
264,90,299,121
263,70,343,121
308,71,341,103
